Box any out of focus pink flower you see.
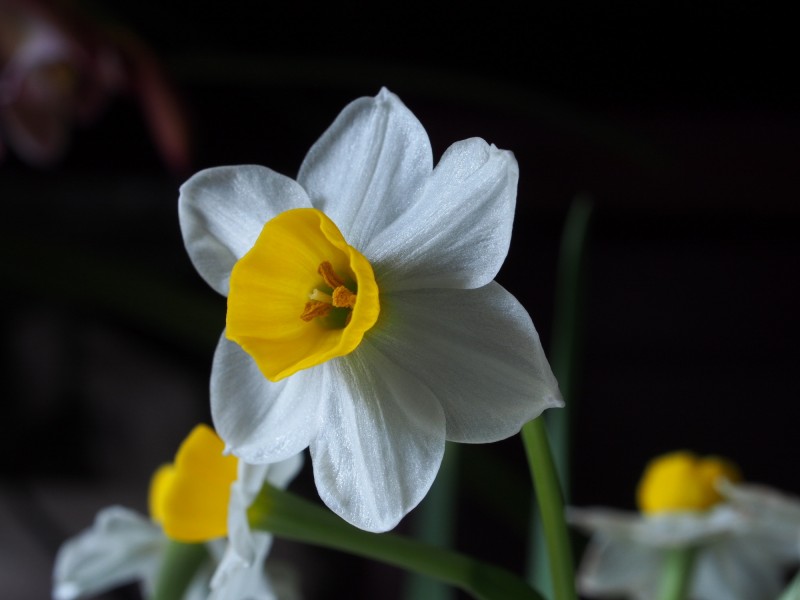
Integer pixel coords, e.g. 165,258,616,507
0,0,190,173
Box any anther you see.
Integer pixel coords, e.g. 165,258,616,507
300,300,333,322
332,286,357,309
318,261,345,289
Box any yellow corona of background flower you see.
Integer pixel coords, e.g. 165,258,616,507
636,450,742,514
179,87,563,532
149,424,238,542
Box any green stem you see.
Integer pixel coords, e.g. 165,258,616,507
250,484,543,600
151,540,209,600
405,442,459,600
528,195,592,597
657,547,697,600
547,194,593,498
524,196,592,599
521,419,576,600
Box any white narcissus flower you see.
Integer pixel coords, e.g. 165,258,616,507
569,451,800,600
53,425,303,600
568,505,795,600
178,87,562,532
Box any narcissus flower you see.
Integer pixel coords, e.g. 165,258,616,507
179,87,562,532
53,424,302,600
569,451,798,600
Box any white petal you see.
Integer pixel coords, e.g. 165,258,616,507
211,334,323,463
569,506,744,548
179,165,312,295
53,506,164,600
209,533,276,600
693,536,787,600
576,534,662,599
368,138,518,291
721,482,800,561
264,451,305,491
370,283,562,443
309,347,446,532
298,88,433,250
218,455,302,577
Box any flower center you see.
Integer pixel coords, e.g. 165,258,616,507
227,208,380,382
149,424,237,542
636,450,742,515
300,261,358,322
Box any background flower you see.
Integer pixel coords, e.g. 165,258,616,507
54,426,303,600
0,0,189,171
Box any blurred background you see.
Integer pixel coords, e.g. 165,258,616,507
2,2,798,598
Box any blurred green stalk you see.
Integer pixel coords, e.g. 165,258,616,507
253,484,544,600
404,442,459,600
523,195,593,600
657,547,697,600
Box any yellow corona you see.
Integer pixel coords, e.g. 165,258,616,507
226,208,380,382
636,450,741,514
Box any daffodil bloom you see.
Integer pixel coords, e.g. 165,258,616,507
53,424,302,600
178,87,562,532
569,451,797,600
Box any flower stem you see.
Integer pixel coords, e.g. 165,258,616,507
522,196,591,600
404,442,459,600
521,418,576,600
250,484,544,600
151,540,209,600
657,547,697,600
547,194,593,499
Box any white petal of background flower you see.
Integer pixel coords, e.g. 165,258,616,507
693,536,788,600
210,533,276,600
569,506,743,547
576,534,661,600
179,165,312,295
721,481,800,561
297,87,432,251
371,283,562,443
368,138,518,292
211,334,324,463
52,506,165,600
310,346,446,532
211,455,302,599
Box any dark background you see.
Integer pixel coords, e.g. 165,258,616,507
2,5,798,599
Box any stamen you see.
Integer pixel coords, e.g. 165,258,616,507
332,286,357,308
301,261,358,323
318,261,345,289
300,300,333,322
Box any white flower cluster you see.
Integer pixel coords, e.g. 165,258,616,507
52,88,560,599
